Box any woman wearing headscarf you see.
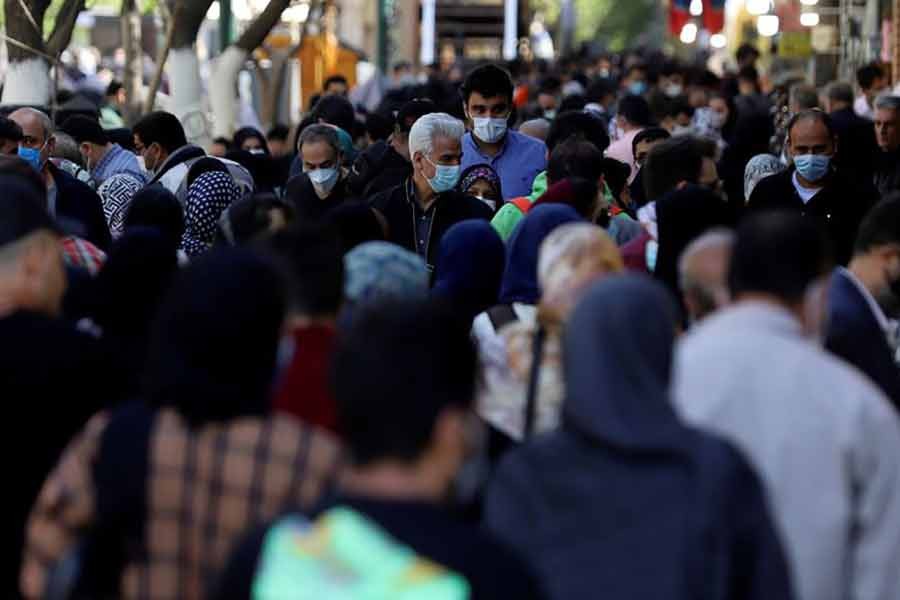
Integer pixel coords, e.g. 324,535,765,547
744,153,786,201
478,224,623,453
484,276,793,600
23,248,343,600
432,221,506,324
232,126,270,154
124,184,184,250
97,174,143,239
458,164,504,213
180,170,242,257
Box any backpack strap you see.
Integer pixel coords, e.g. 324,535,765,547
523,327,546,439
487,304,519,332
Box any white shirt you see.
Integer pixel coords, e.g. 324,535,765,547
636,201,658,240
855,95,875,120
792,171,822,204
674,301,900,600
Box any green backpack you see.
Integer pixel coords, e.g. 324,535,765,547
252,507,471,599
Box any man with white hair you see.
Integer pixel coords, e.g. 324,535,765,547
370,112,493,270
873,95,900,196
678,228,735,324
9,107,111,250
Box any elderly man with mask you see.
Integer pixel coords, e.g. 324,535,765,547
370,112,493,272
9,108,111,250
748,109,878,265
285,124,356,222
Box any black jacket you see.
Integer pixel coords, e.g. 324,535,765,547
347,140,412,200
284,173,356,222
825,269,900,411
747,167,877,265
830,108,878,182
873,149,900,198
369,179,494,269
48,162,112,251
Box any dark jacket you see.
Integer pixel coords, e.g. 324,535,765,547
830,108,878,182
484,276,794,600
48,162,112,250
747,167,877,265
347,140,412,200
369,179,493,269
285,172,356,222
825,268,900,411
873,149,900,198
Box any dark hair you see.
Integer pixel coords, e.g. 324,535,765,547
729,211,831,304
212,136,231,148
311,94,357,134
233,126,269,154
669,96,694,119
124,183,184,248
365,111,394,142
267,124,290,141
546,110,610,153
60,115,109,146
602,157,631,199
106,81,124,97
460,63,514,105
625,64,646,79
618,94,654,128
567,177,600,218
331,301,477,466
264,225,344,317
133,111,187,153
559,94,587,113
218,193,294,246
632,127,671,159
324,74,349,91
0,115,23,143
738,65,760,84
547,137,604,184
537,75,562,95
786,109,836,142
643,135,706,201
736,43,760,64
855,196,900,254
585,78,617,104
857,63,885,90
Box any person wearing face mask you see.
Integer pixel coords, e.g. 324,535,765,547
675,212,900,600
60,116,146,188
285,125,354,222
605,94,654,181
825,198,900,407
369,113,493,271
459,64,547,201
9,108,111,251
457,164,503,213
748,109,878,265
621,63,648,98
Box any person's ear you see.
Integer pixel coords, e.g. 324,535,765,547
80,142,91,157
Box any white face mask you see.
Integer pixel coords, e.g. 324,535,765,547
664,83,683,97
672,124,693,136
709,111,727,130
307,167,340,199
474,195,497,211
471,116,508,144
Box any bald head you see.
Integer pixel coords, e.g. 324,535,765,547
519,119,551,142
679,229,735,323
9,108,55,173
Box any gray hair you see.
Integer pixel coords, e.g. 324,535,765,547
52,132,83,166
874,95,900,112
789,84,819,111
824,81,854,105
408,112,464,159
678,228,736,317
297,124,341,156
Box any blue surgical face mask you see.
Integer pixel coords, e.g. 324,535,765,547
306,166,340,198
628,81,647,96
424,156,460,193
793,153,831,182
471,116,508,144
18,145,43,172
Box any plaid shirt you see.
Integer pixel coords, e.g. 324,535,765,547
22,409,343,599
60,236,106,275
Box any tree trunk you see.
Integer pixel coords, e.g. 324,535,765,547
2,0,85,106
121,0,143,125
209,0,292,138
165,0,214,148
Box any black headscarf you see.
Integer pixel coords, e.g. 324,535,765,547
325,202,386,254
124,184,184,250
653,184,731,303
142,247,286,427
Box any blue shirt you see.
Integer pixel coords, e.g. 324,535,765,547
92,143,146,186
461,130,546,200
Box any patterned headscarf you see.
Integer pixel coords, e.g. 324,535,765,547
98,173,143,239
180,171,241,258
344,241,429,306
458,164,503,200
744,154,786,201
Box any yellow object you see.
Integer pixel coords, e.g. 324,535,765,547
297,33,360,112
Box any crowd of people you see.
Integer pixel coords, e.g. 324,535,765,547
3,44,900,599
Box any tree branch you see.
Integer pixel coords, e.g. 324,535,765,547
144,0,182,113
171,0,214,49
45,0,86,60
4,0,51,62
235,0,293,52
